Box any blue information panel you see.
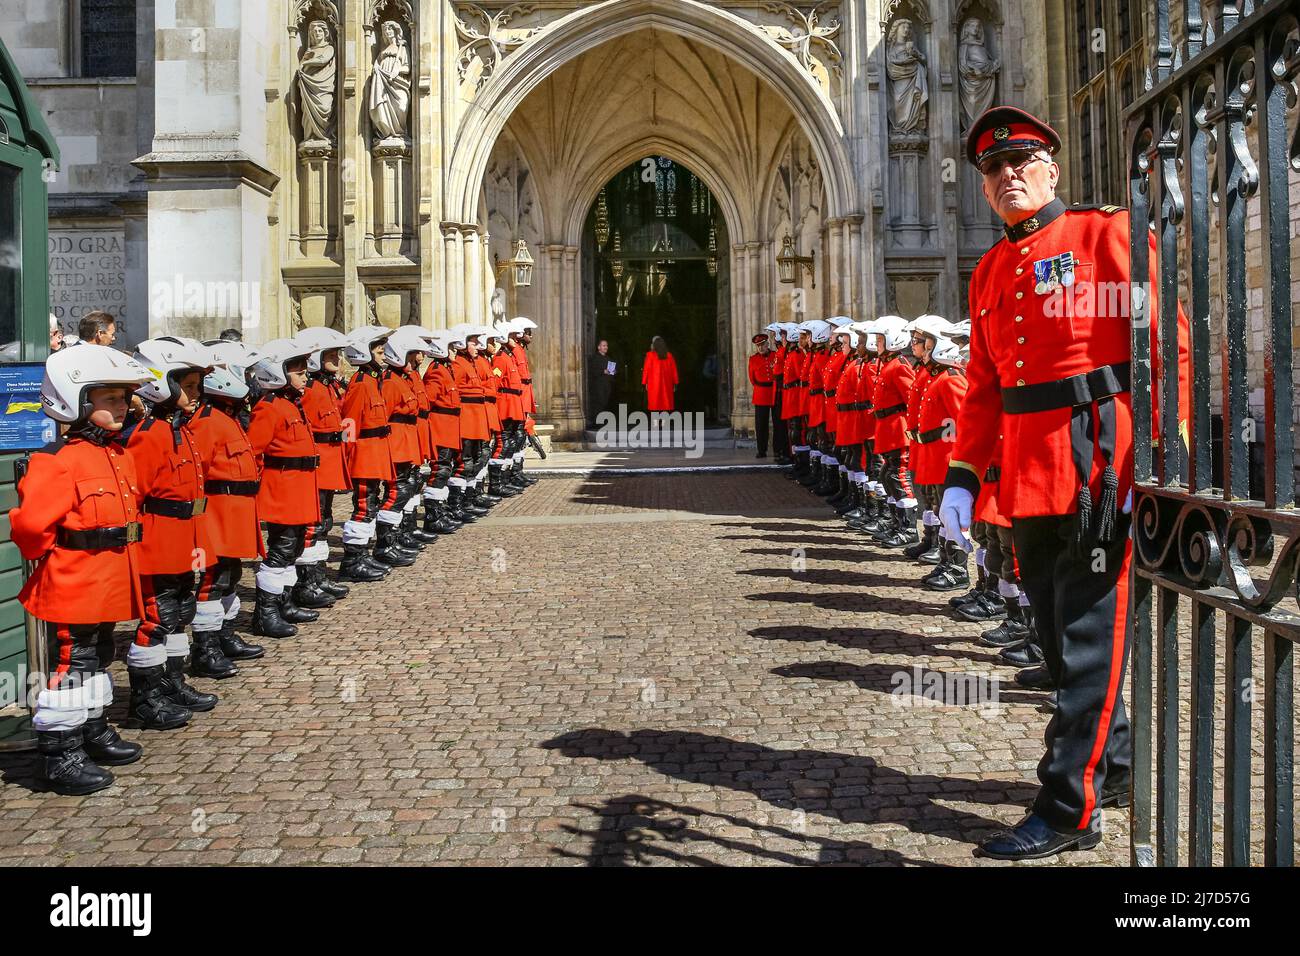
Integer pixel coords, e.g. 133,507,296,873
0,362,56,452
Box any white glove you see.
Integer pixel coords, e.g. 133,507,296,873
939,486,975,553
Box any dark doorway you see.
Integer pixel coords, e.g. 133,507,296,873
584,157,726,425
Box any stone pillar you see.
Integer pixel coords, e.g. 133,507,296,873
373,141,411,258
441,223,464,322
846,215,865,319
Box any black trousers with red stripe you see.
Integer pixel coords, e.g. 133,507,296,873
1012,513,1133,833
46,622,115,691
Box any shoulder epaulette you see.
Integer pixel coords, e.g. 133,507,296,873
1071,203,1126,215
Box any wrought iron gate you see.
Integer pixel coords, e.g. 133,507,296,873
1125,0,1298,866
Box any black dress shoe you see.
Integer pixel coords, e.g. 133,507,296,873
1014,664,1055,690
999,639,1045,668
976,813,1101,860
1099,782,1130,809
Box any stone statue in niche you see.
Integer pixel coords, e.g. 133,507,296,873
369,19,411,142
959,17,1000,129
886,18,928,134
295,20,337,144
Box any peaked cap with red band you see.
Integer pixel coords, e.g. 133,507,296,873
965,105,1063,168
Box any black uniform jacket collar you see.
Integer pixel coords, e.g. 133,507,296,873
1003,198,1067,242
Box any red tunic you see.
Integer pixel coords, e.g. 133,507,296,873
381,369,421,465
781,349,806,420
834,358,863,446
127,414,214,576
422,361,461,450
247,394,322,526
912,369,969,486
475,354,502,433
407,368,434,463
871,355,917,454
341,368,396,481
772,345,787,393
509,343,535,415
453,354,490,441
804,351,827,429
11,438,146,624
302,375,350,492
492,350,525,423
641,352,678,412
906,363,940,442
187,403,263,559
821,352,848,436
952,205,1191,517
748,352,775,407
859,359,881,441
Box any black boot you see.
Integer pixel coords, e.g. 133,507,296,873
980,597,1031,647
489,465,521,498
339,543,387,582
403,510,438,544
869,502,900,542
455,487,490,519
917,525,943,564
291,564,337,609
826,469,848,506
904,523,937,560
251,587,298,638
279,589,320,624
374,522,417,567
37,728,114,796
957,574,1008,621
128,665,192,730
860,497,889,534
842,485,866,522
798,458,822,488
814,463,839,496
923,541,970,592
189,630,239,680
474,483,502,507
423,501,457,535
503,463,528,493
82,715,142,766
161,655,218,712
880,506,920,549
949,561,988,608
219,620,265,660
1000,635,1045,667
315,562,351,600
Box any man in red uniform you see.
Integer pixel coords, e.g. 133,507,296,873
818,319,853,500
781,324,811,479
380,326,433,556
127,337,220,728
419,330,464,533
765,323,791,465
247,339,325,635
296,327,371,589
833,323,869,519
11,346,154,793
909,334,967,569
189,344,267,669
901,315,954,560
506,317,541,486
747,333,776,459
486,323,525,497
450,326,494,520
942,105,1190,859
867,316,918,547
340,326,403,574
799,321,829,489
847,323,884,530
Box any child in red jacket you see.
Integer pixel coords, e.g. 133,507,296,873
10,346,155,794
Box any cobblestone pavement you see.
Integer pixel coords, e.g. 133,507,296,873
0,472,1161,866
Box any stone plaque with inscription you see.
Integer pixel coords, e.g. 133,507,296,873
48,229,128,332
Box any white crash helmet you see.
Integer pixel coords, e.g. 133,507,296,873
204,341,260,401
41,344,154,423
511,316,538,333
295,326,350,373
492,322,515,343
874,315,910,352
481,324,506,345
250,338,315,391
383,325,430,368
443,327,468,352
804,320,832,345
451,323,483,348
931,336,965,368
423,330,450,361
134,336,215,405
948,318,972,341
342,325,393,366
907,314,954,341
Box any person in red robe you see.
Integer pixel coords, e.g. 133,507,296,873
641,336,679,412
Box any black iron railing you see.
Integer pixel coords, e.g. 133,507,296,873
1125,0,1298,867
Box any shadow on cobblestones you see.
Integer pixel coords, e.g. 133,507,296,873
745,589,960,619
550,794,940,866
749,624,1010,667
772,661,1048,709
541,729,1013,859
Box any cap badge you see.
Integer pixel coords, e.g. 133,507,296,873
993,126,1011,141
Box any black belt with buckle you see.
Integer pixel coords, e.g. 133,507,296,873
205,479,260,496
915,425,949,445
520,378,532,385
57,523,143,549
390,414,418,425
417,410,430,419
264,455,320,471
142,497,207,518
1000,362,1131,415
359,426,391,439
499,387,523,396
313,430,344,444
874,402,907,419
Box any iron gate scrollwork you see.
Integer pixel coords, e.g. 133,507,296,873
1125,0,1299,867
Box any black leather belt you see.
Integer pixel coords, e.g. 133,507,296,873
499,387,523,396
824,388,837,397
914,425,949,445
752,380,772,387
782,381,799,390
1001,362,1131,414
264,455,320,470
461,396,487,404
809,388,824,397
142,496,207,518
57,523,142,549
520,378,532,384
417,410,430,419
390,414,418,425
205,479,260,496
359,426,391,439
430,407,459,416
312,430,344,444
874,402,907,419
